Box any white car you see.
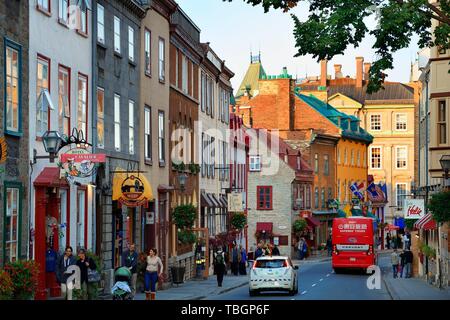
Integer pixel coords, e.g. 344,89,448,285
249,256,299,296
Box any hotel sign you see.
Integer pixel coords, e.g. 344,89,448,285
404,199,425,220
59,148,105,185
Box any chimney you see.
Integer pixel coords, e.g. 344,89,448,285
334,64,343,79
356,57,364,88
320,59,327,87
364,62,371,81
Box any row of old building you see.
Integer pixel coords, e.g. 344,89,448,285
0,0,249,298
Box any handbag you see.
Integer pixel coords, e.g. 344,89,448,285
88,268,101,283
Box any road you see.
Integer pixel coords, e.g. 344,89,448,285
206,257,392,300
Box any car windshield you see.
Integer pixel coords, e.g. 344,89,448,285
255,259,287,268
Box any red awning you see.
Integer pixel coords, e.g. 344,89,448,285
305,216,320,227
414,213,437,230
34,167,68,187
256,222,273,233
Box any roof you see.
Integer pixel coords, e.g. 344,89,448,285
235,62,267,98
296,93,373,144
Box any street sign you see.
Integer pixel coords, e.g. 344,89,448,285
404,199,425,219
228,193,243,212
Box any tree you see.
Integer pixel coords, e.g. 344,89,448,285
427,190,450,223
223,0,450,93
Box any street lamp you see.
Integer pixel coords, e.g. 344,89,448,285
33,131,65,163
177,172,188,192
439,155,450,180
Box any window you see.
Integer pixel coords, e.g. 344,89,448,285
97,4,105,44
144,29,151,75
58,66,70,136
363,151,366,168
328,188,332,204
225,91,230,124
129,100,135,154
4,185,21,263
370,114,381,131
5,42,22,134
36,55,49,136
114,16,121,53
159,38,165,82
350,149,354,166
357,150,361,167
257,186,272,210
144,107,152,160
396,114,407,131
201,72,206,112
324,155,329,175
201,133,206,177
207,77,213,115
438,100,447,144
79,4,87,34
305,185,311,209
314,187,319,209
321,188,325,208
114,94,121,151
211,137,215,179
395,146,407,169
314,154,319,173
396,183,408,210
344,148,348,165
337,179,341,201
182,56,188,93
37,0,50,13
250,156,261,171
97,87,104,148
337,148,341,164
158,111,165,163
58,0,69,24
77,74,88,138
128,26,134,61
370,146,382,169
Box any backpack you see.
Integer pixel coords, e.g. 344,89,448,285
215,252,224,266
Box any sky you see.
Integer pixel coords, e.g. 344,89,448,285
176,0,421,93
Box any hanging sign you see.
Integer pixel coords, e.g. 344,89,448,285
112,167,153,208
59,148,105,185
228,193,243,212
146,211,155,225
404,199,425,219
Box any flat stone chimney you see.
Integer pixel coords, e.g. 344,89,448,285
320,59,328,87
356,57,364,88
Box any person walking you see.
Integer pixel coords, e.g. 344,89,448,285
386,234,391,250
326,235,332,257
396,234,402,250
404,249,413,278
238,246,247,275
399,250,406,278
144,248,163,300
122,243,138,297
402,233,410,250
297,238,304,260
214,247,226,287
76,248,97,300
56,246,76,300
271,244,280,256
301,238,308,260
230,243,240,276
391,249,400,278
255,241,264,259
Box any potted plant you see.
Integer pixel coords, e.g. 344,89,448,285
0,270,13,300
293,218,308,236
4,260,39,300
230,213,246,230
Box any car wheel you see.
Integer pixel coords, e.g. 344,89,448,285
294,279,299,294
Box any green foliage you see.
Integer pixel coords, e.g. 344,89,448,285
293,218,308,233
405,219,419,230
0,270,14,300
4,260,40,300
420,243,436,259
427,191,450,223
177,229,197,244
173,204,197,228
189,162,201,175
84,250,103,275
230,213,247,230
223,0,450,93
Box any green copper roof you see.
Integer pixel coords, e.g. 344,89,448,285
235,62,267,98
297,93,373,144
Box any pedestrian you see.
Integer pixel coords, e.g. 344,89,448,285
297,238,304,260
391,249,399,278
255,241,264,259
406,232,412,250
396,234,402,250
404,249,413,278
144,248,163,300
230,243,240,276
326,235,332,257
238,246,247,275
302,238,308,260
263,243,271,256
402,233,410,250
122,243,138,297
56,246,76,300
76,248,97,300
386,234,391,250
271,244,280,256
399,250,406,278
214,247,226,287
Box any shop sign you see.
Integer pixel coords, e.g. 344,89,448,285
59,148,105,185
228,193,243,212
146,211,155,225
404,199,425,219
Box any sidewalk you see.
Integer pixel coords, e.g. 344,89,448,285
133,273,249,300
379,253,450,300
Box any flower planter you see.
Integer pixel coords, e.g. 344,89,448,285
171,266,186,285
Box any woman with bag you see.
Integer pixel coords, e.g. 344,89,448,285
145,248,163,300
76,248,97,300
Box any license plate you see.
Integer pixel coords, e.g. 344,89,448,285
350,257,356,262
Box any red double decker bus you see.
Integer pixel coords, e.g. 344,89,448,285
332,217,376,273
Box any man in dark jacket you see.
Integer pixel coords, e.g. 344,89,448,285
56,246,77,300
76,248,97,300
122,243,138,296
398,250,406,278
254,241,264,259
404,250,413,278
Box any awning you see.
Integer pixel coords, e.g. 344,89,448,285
112,167,154,205
201,192,214,208
305,216,320,227
256,222,273,233
209,193,221,208
34,167,68,187
414,213,437,230
221,194,228,208
217,195,227,208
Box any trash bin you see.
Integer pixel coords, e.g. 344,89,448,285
171,266,186,285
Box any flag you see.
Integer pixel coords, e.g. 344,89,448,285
367,182,387,203
350,182,365,200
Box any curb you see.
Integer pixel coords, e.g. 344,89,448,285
217,281,248,295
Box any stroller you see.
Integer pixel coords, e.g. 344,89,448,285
111,267,133,300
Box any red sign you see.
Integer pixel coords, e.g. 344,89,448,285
61,153,106,163
407,205,423,217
